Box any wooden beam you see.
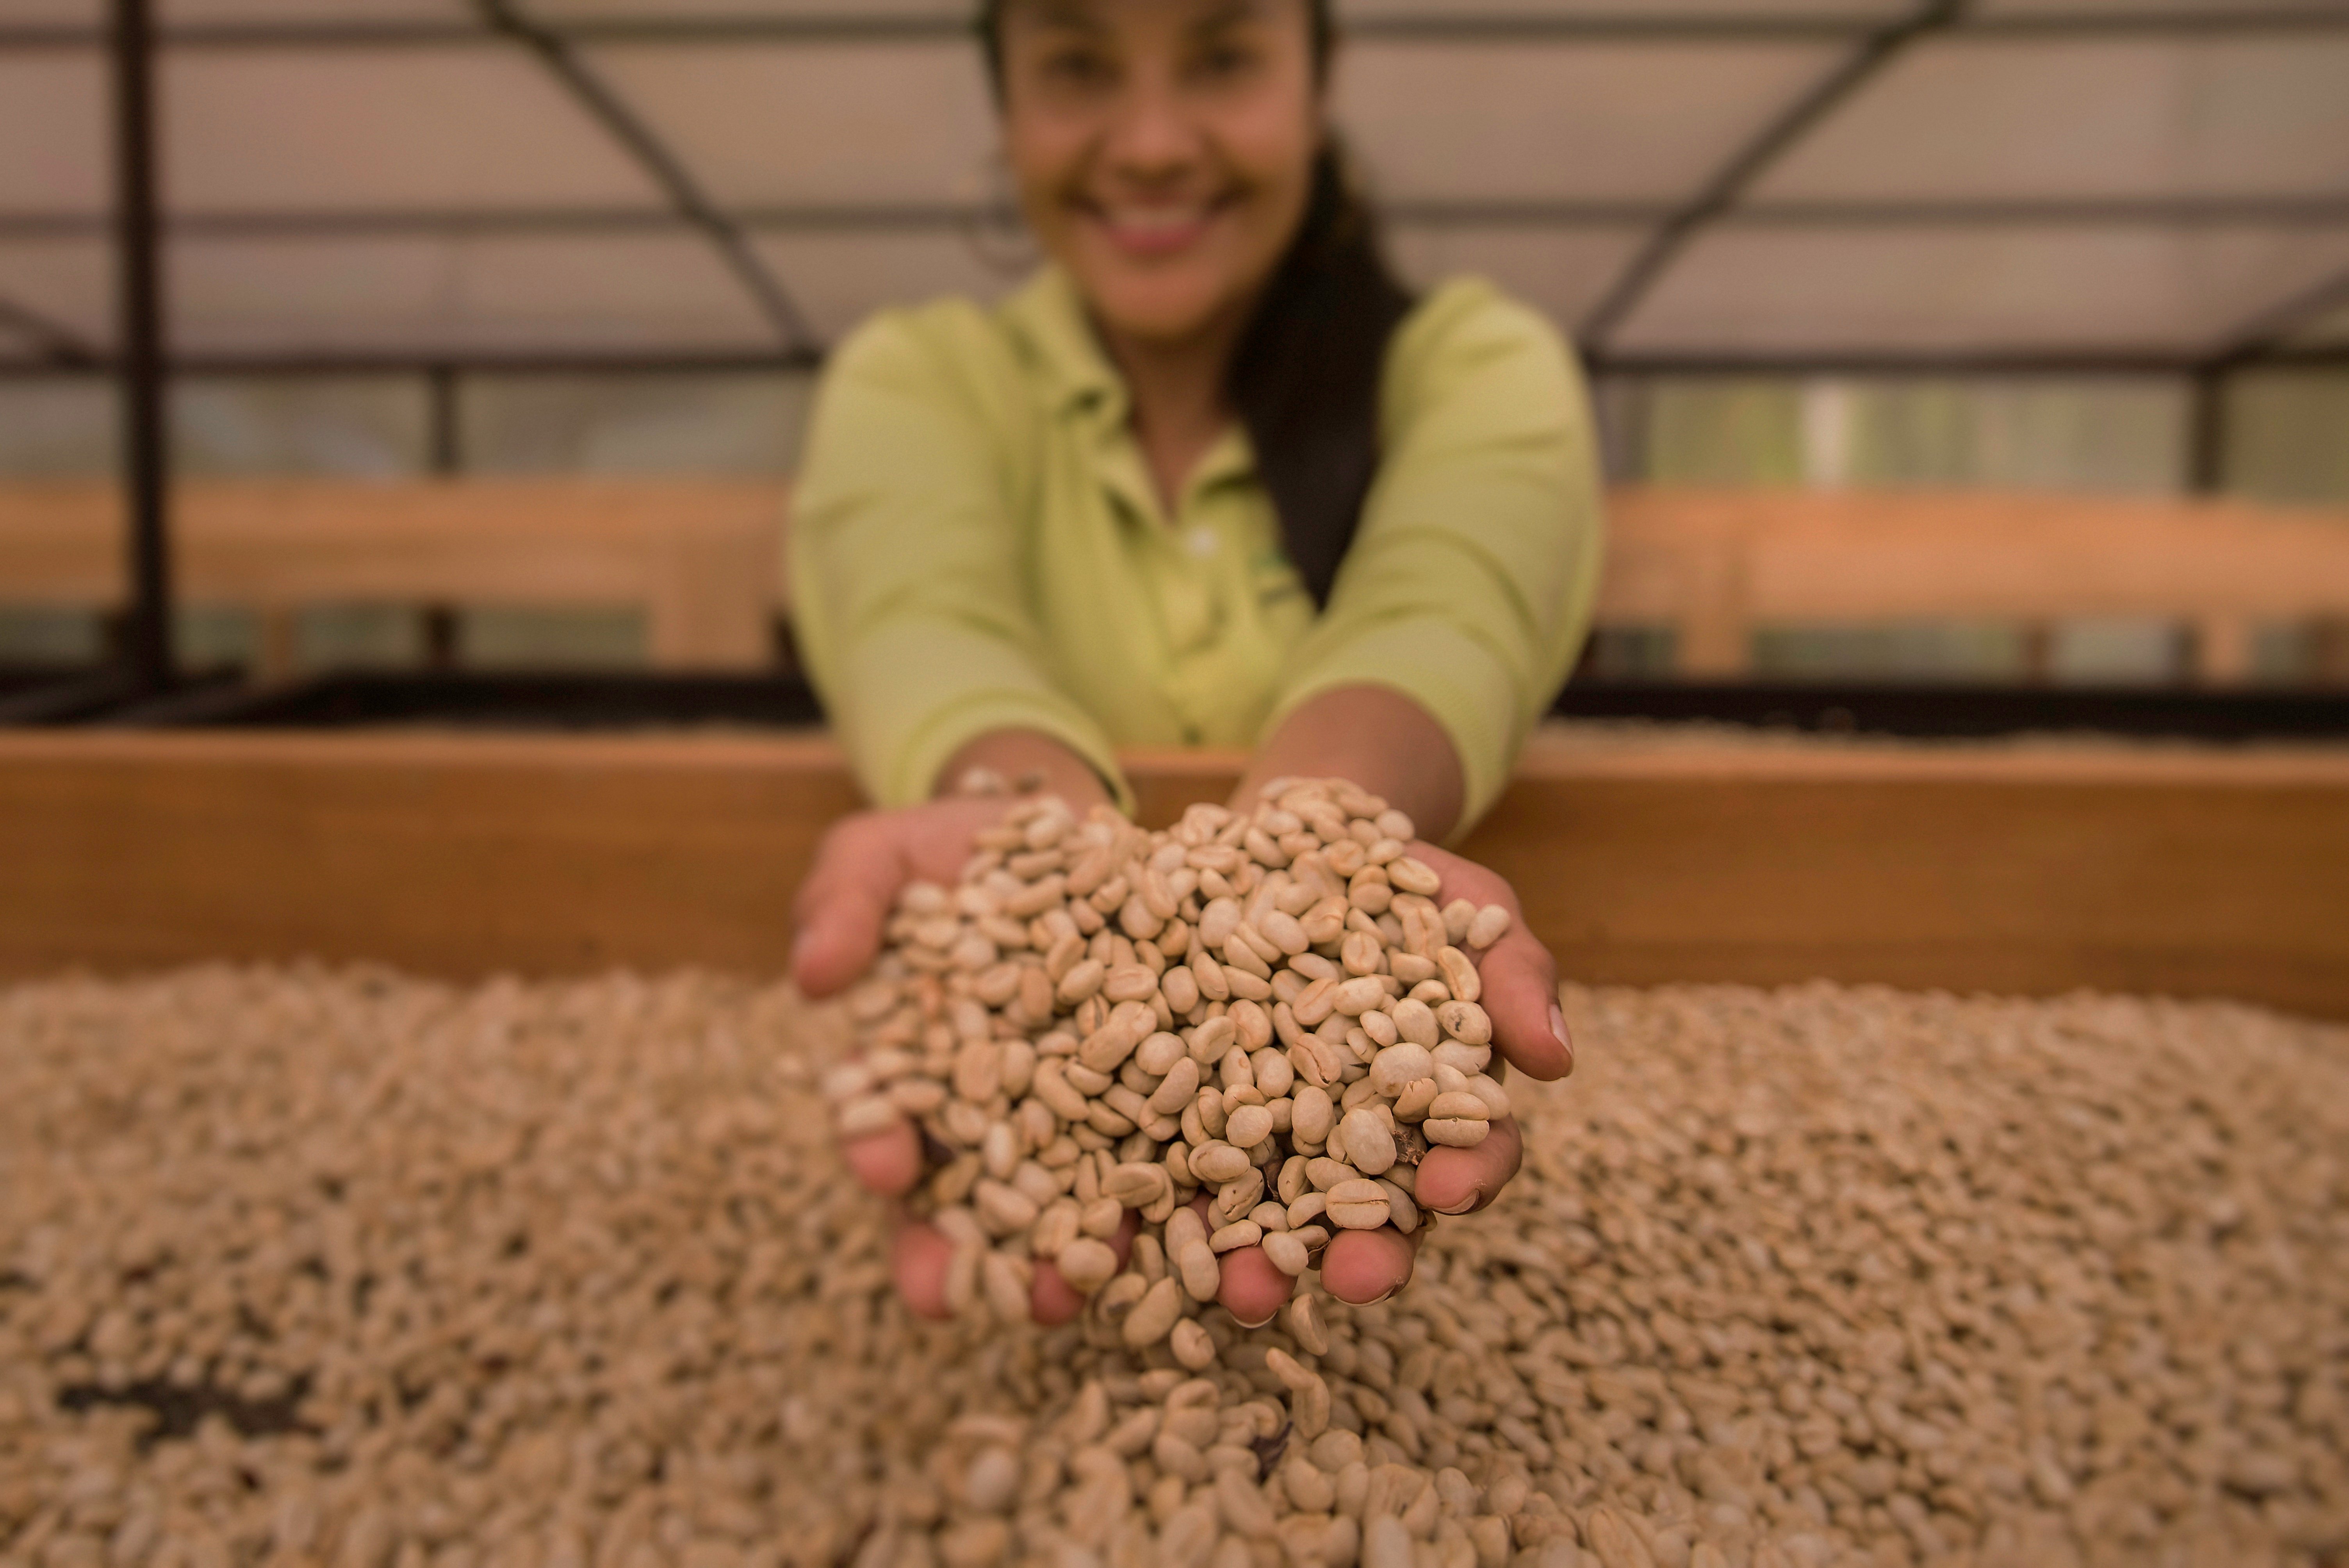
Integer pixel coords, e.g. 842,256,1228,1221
1608,488,2349,617
11,482,2349,683
4,729,2344,1019
0,479,787,671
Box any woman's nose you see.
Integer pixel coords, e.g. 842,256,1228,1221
1101,77,1205,180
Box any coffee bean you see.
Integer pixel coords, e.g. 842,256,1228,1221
1338,1108,1398,1177
1325,1179,1393,1231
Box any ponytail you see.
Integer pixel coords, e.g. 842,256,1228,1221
975,0,1414,608
1226,140,1413,607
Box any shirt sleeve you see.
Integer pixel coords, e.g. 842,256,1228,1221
788,307,1132,811
1263,280,1608,835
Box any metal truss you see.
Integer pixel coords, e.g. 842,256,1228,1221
1579,0,1971,347
0,0,2342,551
9,196,2349,243
8,7,2349,50
472,0,816,356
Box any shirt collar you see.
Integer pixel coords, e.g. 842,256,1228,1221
1007,265,1128,425
1003,264,1261,511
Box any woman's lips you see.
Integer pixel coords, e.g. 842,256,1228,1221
1086,200,1228,259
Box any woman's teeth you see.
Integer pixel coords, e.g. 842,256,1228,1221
1105,207,1209,235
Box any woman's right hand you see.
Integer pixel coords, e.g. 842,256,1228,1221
791,793,1019,1004
802,797,1284,1327
799,791,1137,1324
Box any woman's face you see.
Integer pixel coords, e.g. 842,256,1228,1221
996,0,1322,350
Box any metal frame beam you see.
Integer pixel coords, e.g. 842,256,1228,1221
7,195,2346,242
0,349,825,380
109,0,173,693
2187,365,2229,494
8,8,2349,51
1583,346,2349,378
5,345,2346,383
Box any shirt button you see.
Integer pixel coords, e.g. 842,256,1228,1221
1186,526,1217,558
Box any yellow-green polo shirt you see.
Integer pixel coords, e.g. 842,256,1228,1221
789,265,1604,833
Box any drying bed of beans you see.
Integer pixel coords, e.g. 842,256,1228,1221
1,967,2344,1568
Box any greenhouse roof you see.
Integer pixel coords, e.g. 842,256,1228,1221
3,0,2347,374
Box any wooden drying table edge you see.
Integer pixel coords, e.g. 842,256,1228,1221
4,728,2345,1019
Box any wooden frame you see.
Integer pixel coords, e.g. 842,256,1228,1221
8,482,2347,682
5,728,2344,1019
0,479,785,675
1600,488,2349,680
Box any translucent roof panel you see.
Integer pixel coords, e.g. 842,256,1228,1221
1973,0,2349,14
751,232,1024,341
160,0,472,19
0,56,107,216
531,0,1910,16
1,0,100,21
1341,0,1907,14
0,240,112,353
1387,224,1650,330
586,43,996,206
1618,226,2349,355
161,47,665,212
1757,35,2349,201
1335,41,1840,203
532,0,966,16
7,0,479,20
167,234,775,355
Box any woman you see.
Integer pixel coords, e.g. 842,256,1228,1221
788,0,1605,1327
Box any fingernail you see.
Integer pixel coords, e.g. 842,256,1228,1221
1232,1309,1279,1330
1358,1287,1399,1308
1549,1003,1575,1072
1431,1190,1482,1217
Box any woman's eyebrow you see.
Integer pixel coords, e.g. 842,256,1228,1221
1023,0,1110,36
1188,0,1271,36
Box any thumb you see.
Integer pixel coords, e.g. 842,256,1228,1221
791,818,902,999
1477,927,1570,1082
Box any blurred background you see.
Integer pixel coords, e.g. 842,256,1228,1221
2,0,2345,704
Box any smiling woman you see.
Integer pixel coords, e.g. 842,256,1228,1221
787,0,1607,1326
982,0,1407,595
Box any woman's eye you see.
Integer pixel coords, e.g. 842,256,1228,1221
1041,49,1116,88
1191,41,1262,83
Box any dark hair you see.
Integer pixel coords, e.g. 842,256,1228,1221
976,0,1414,608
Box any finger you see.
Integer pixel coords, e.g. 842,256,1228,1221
1033,1210,1139,1326
1032,1261,1084,1326
1320,1225,1420,1305
890,1220,954,1322
1216,1245,1296,1328
1476,926,1570,1081
841,1119,925,1199
1412,1117,1524,1217
790,817,905,1000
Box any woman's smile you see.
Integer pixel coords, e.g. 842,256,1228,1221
1084,195,1236,261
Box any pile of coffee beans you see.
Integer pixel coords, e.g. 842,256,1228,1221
825,782,1518,1345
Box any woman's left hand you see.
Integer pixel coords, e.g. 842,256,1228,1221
1212,841,1574,1323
